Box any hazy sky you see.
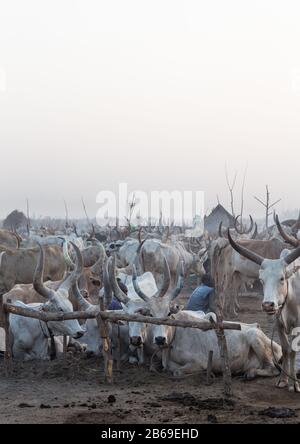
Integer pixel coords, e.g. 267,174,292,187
0,1,299,221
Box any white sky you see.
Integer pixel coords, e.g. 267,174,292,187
0,1,299,220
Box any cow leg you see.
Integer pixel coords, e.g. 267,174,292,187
170,361,203,377
49,335,57,360
161,349,169,371
276,328,290,389
137,346,145,366
288,350,300,392
244,329,281,379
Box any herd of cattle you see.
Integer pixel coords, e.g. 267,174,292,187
0,213,300,392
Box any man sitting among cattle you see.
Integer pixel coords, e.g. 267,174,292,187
186,274,216,313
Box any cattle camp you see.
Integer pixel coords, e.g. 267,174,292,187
0,204,300,425
1,0,300,428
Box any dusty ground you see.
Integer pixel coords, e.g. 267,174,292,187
1,291,300,424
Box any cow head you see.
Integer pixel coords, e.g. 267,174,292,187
227,230,300,315
64,240,107,303
107,256,146,348
192,250,206,277
34,242,85,338
132,257,185,348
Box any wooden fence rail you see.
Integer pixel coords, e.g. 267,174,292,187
2,303,241,331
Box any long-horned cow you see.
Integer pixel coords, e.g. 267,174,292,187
130,255,281,378
0,245,67,295
139,238,205,286
107,256,158,364
210,231,289,316
8,243,86,361
227,229,300,392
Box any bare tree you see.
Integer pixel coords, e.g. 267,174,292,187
125,193,137,234
254,185,281,232
225,164,237,218
81,197,91,226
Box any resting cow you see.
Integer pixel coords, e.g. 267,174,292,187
129,257,282,379
9,242,86,361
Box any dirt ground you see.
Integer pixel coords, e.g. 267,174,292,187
1,292,300,424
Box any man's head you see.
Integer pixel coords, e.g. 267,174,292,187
201,274,214,288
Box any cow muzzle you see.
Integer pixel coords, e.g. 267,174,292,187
262,302,277,315
155,336,167,347
73,331,84,339
130,336,142,347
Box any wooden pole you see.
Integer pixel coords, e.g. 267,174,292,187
98,297,113,384
2,303,241,332
210,313,233,398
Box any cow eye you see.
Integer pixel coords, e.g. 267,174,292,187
280,277,285,282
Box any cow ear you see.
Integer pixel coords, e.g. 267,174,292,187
286,266,300,279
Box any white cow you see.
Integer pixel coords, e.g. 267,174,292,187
9,242,85,361
130,256,282,378
228,229,300,391
76,263,158,363
152,310,281,378
106,257,159,364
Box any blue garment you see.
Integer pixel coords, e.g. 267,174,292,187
186,285,214,312
108,297,123,310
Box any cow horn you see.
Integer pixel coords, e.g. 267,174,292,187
154,254,171,298
132,264,150,302
198,248,208,259
275,214,299,248
108,256,130,304
59,242,83,291
170,261,185,301
283,244,300,265
73,224,79,237
90,243,107,274
72,281,91,311
33,243,56,300
227,229,264,266
234,215,254,235
251,223,258,239
0,251,5,269
62,239,75,269
292,211,300,235
218,221,224,238
138,226,143,245
218,221,229,239
11,230,22,248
